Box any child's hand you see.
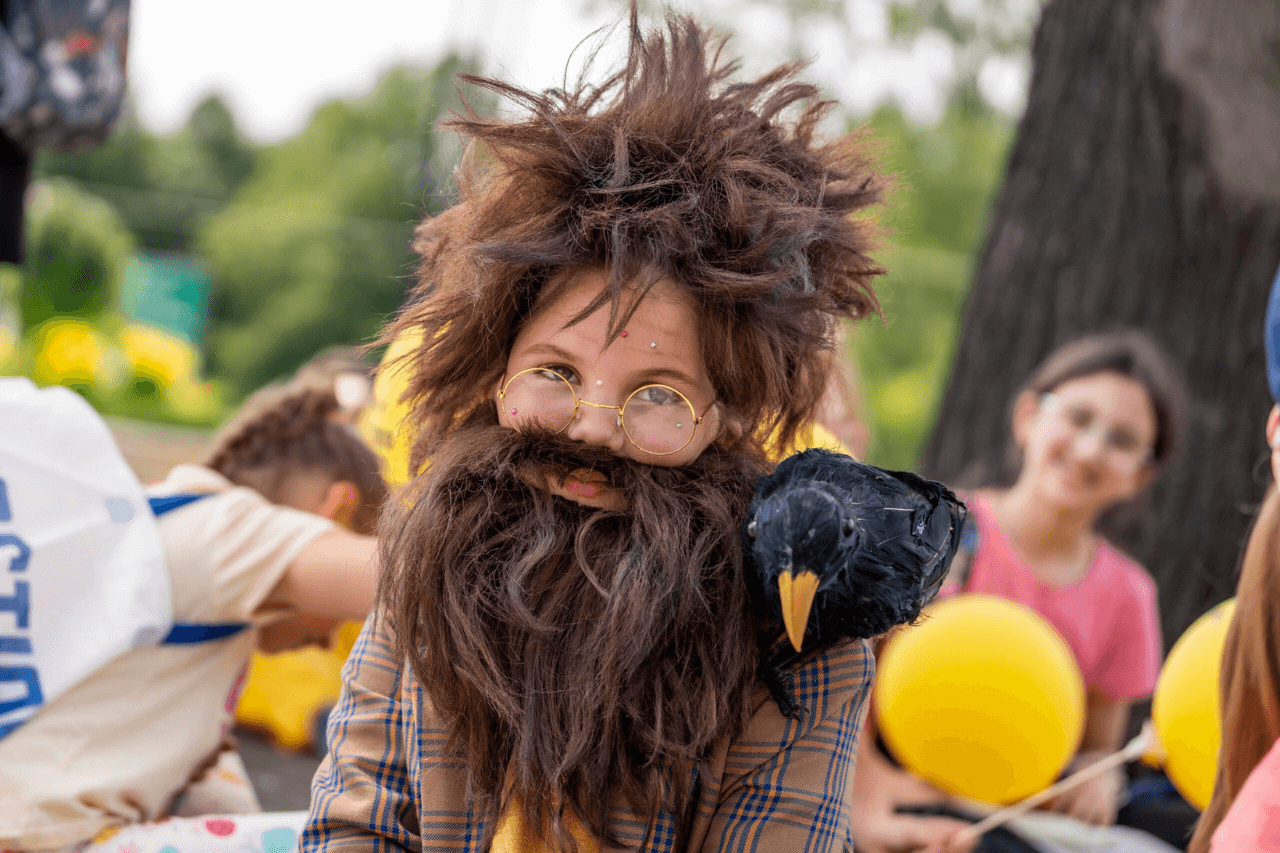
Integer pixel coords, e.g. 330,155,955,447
920,831,980,853
258,614,341,654
848,759,976,853
1046,759,1124,825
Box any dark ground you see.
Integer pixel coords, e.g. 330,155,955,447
237,727,324,812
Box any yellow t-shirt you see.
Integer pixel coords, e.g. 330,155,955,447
358,330,423,489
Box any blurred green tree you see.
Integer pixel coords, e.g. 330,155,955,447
19,180,136,333
35,96,258,253
198,56,478,397
851,104,1014,469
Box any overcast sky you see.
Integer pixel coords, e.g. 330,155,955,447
128,0,1031,143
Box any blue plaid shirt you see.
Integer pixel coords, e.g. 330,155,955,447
302,617,872,852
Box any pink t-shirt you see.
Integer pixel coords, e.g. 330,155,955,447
950,491,1162,701
1213,739,1280,851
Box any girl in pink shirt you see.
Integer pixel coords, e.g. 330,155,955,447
851,331,1189,853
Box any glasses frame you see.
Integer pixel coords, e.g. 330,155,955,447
497,366,709,456
1039,391,1155,472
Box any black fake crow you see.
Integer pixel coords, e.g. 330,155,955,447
744,448,967,715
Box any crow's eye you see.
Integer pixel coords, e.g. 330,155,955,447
842,518,856,536
747,521,758,539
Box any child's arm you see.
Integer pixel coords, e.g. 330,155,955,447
261,530,378,621
301,617,419,853
1047,693,1133,825
1081,693,1135,754
847,680,977,853
700,640,873,853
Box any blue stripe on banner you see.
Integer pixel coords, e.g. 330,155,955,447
162,623,250,644
148,493,210,517
0,636,31,653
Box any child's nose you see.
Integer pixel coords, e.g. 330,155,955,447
566,402,627,453
1073,425,1107,460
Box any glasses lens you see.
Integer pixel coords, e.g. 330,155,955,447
623,385,697,455
502,368,577,432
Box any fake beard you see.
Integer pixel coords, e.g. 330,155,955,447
378,418,766,846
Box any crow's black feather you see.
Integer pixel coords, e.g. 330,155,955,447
744,448,967,715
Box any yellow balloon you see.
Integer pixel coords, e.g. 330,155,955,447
1152,598,1235,810
875,594,1086,804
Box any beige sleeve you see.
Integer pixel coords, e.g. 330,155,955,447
161,487,336,625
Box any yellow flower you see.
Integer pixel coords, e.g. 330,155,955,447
166,376,222,422
33,319,105,385
0,323,15,364
121,323,199,390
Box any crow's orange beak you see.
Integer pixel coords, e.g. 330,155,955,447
778,568,820,653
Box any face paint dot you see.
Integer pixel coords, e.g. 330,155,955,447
511,407,518,416
650,342,657,348
596,380,603,386
676,423,683,429
620,330,629,337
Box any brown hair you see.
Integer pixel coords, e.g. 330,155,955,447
1188,485,1280,853
387,7,887,472
205,385,387,533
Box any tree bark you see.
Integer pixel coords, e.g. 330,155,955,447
923,0,1280,649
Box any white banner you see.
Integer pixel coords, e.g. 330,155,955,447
0,377,171,738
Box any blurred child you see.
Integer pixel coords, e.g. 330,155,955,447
1187,270,1280,853
851,330,1189,853
0,384,384,852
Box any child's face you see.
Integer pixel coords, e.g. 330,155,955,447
497,268,723,508
1014,370,1158,515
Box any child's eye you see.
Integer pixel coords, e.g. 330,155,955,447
538,365,579,384
1067,407,1093,429
633,385,683,406
1106,430,1141,453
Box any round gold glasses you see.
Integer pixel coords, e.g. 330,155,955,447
497,367,706,456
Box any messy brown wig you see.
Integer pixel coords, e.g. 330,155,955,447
386,6,887,474
1188,486,1280,853
205,385,387,533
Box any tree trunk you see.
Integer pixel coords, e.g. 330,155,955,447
923,0,1280,650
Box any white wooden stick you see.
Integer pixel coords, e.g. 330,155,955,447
951,722,1156,845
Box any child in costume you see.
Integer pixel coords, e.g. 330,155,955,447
0,384,384,852
304,8,902,853
851,331,1188,853
1188,267,1280,853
